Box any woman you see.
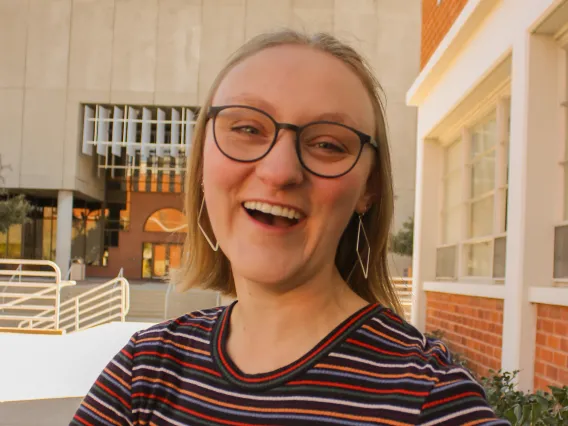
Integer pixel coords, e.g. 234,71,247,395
71,30,507,426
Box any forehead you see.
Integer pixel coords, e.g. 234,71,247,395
212,45,375,133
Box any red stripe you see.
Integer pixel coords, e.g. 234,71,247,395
173,320,213,332
96,380,131,410
422,391,482,410
73,414,94,426
218,303,378,383
347,338,430,362
131,393,271,426
287,380,429,397
120,348,133,360
384,310,403,324
135,351,221,377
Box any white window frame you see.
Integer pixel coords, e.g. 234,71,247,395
436,98,510,282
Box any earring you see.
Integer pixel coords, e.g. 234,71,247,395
356,213,370,279
198,196,219,251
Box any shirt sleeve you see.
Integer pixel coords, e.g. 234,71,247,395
416,366,511,426
69,333,137,426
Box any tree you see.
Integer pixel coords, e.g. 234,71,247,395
0,155,31,234
390,216,414,257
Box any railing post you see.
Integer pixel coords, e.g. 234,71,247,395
75,298,80,332
120,280,125,322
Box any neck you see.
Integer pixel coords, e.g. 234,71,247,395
228,264,368,363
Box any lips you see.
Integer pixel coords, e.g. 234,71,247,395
242,201,305,228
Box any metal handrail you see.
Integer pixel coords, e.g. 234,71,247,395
1,259,129,333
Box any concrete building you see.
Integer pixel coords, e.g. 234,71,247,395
0,0,420,281
408,0,568,391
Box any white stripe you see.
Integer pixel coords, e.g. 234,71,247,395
328,352,445,376
434,366,479,388
138,409,188,426
111,359,132,377
419,406,495,426
133,364,420,414
371,317,425,344
137,327,209,345
89,392,133,426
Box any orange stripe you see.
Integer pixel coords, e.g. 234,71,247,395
463,419,498,426
134,376,412,426
362,324,422,349
96,380,131,410
136,336,210,356
83,401,122,426
106,369,131,391
315,363,438,382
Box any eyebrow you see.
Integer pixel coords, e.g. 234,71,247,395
220,95,361,128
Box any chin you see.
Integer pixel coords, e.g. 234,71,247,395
230,256,303,289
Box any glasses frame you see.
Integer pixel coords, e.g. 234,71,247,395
207,105,378,178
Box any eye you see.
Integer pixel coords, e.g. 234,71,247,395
310,140,347,153
231,125,260,135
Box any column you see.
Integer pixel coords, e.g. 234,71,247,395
503,33,560,391
55,190,73,280
411,138,442,330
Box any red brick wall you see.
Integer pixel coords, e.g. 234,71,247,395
421,0,468,68
425,292,503,378
534,304,568,390
87,191,184,280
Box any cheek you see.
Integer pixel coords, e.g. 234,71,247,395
313,174,364,224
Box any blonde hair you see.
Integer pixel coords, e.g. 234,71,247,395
176,29,403,317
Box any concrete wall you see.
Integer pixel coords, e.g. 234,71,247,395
0,322,152,402
0,0,420,247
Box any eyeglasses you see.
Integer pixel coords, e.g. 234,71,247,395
207,105,378,178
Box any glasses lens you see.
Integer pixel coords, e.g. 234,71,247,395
299,123,362,177
213,107,276,161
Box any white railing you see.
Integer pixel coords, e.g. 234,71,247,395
19,275,130,333
392,276,413,318
0,259,130,333
0,259,73,330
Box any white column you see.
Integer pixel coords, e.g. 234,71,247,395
411,138,442,330
55,190,73,280
503,33,560,391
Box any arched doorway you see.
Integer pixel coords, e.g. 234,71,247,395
142,208,186,279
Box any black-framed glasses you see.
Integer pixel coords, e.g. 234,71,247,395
207,105,378,178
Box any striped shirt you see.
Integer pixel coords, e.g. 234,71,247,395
71,302,510,425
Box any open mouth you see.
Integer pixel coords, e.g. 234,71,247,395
242,201,304,228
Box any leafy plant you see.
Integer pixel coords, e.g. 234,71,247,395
390,216,414,257
481,370,568,425
0,155,31,233
426,329,568,425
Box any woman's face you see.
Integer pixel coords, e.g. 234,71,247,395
202,44,376,289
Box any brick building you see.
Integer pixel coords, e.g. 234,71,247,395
408,0,568,391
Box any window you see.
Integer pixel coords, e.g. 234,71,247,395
144,208,186,233
436,103,510,280
81,104,198,193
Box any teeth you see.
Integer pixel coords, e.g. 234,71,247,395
243,201,303,220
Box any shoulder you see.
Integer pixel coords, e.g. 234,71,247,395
131,305,226,350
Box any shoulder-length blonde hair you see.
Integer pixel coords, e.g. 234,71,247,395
175,29,403,317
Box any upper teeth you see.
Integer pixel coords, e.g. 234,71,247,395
243,201,303,220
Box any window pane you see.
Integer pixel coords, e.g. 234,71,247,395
470,196,494,237
436,245,457,278
471,152,495,197
465,241,492,276
554,225,568,278
471,118,497,158
493,236,506,278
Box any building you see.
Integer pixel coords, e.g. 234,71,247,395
408,0,568,391
0,1,420,281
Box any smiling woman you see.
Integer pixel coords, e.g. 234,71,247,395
71,30,508,426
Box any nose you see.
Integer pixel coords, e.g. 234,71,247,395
255,129,304,188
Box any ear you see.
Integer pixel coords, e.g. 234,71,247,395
355,187,373,215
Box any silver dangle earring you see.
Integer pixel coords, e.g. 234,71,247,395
356,213,370,279
198,195,219,252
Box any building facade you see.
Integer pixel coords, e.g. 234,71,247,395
409,0,568,391
0,0,420,280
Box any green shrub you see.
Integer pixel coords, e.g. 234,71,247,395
425,330,568,425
